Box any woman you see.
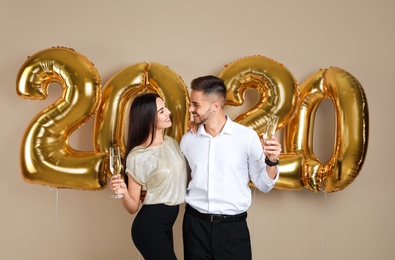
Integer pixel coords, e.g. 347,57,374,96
110,93,187,260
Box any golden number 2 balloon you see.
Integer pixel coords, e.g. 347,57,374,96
219,55,300,132
16,47,107,190
219,55,305,190
93,62,190,177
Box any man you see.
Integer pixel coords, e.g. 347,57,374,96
180,75,281,260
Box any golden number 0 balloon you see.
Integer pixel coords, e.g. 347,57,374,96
284,67,369,192
16,47,107,190
93,62,190,177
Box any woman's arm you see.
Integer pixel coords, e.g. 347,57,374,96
110,174,142,214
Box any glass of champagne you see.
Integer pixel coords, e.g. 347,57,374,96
257,114,279,163
109,145,124,199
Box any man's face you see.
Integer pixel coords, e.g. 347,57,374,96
189,90,215,124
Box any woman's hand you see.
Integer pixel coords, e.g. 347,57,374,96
109,174,127,197
188,121,199,133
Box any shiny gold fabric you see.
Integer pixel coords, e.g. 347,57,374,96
125,136,187,205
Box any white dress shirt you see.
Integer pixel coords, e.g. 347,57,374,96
180,116,279,215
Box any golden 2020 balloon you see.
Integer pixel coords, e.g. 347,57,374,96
17,47,368,193
16,47,107,190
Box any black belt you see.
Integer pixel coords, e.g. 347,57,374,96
185,204,247,223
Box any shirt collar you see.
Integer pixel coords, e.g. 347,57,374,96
196,115,234,136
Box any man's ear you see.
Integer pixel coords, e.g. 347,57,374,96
213,100,220,112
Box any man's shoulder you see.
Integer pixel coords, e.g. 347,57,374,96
181,131,196,139
231,120,256,134
180,131,198,146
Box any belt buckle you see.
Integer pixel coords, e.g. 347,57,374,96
210,215,222,222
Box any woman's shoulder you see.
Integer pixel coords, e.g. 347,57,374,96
126,146,151,161
164,135,178,144
164,135,181,148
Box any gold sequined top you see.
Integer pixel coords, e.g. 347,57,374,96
125,135,187,206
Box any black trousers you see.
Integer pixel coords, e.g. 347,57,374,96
132,204,179,260
183,205,252,260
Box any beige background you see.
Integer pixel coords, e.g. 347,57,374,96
1,0,394,259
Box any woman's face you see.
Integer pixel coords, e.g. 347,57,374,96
155,97,172,130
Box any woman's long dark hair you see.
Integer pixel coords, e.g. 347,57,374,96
123,93,160,186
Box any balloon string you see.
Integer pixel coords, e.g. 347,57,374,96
324,192,327,260
47,186,59,224
56,188,59,225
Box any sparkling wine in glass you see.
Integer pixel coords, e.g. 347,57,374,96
257,115,279,163
110,145,123,199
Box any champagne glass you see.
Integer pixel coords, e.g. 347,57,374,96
109,145,124,199
257,115,279,163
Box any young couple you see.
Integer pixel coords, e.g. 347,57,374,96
110,75,282,260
